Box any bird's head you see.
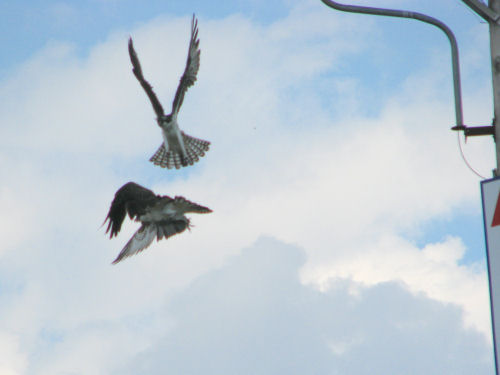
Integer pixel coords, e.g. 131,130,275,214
157,114,173,127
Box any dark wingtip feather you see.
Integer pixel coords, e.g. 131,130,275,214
111,251,125,264
104,182,147,240
128,37,134,55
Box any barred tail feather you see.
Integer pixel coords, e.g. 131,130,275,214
149,144,169,168
149,144,184,169
183,132,210,159
149,133,210,169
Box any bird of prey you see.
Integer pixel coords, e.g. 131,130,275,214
104,182,212,264
128,15,210,169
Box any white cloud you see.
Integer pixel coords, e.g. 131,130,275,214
0,333,26,375
302,235,489,336
115,237,493,374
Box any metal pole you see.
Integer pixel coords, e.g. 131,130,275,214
320,0,464,129
488,3,500,373
490,0,500,176
320,2,500,373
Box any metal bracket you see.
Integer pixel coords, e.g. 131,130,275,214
451,124,495,137
461,0,500,23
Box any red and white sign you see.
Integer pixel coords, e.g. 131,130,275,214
481,177,500,374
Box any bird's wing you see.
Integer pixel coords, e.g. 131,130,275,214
112,224,157,264
171,14,201,115
171,196,212,214
104,182,158,238
128,37,165,118
156,219,189,240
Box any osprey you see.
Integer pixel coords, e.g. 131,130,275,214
104,182,212,264
128,14,210,169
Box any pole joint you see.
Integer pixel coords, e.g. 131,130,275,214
451,120,496,138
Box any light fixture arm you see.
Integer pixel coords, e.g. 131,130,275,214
320,0,465,130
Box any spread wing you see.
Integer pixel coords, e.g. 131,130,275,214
128,37,165,118
112,224,157,264
171,14,201,115
112,220,188,264
104,182,158,238
171,196,212,214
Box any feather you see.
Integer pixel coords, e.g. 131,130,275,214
104,182,157,238
156,219,189,240
171,196,212,214
171,14,201,115
128,38,165,118
128,15,210,170
149,132,210,169
112,224,157,264
104,182,212,264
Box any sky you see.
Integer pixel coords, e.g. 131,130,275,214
0,0,497,373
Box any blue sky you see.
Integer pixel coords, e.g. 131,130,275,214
0,0,497,373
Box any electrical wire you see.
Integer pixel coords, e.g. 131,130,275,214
456,131,487,179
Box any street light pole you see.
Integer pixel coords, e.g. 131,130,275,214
489,0,500,176
320,1,500,373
